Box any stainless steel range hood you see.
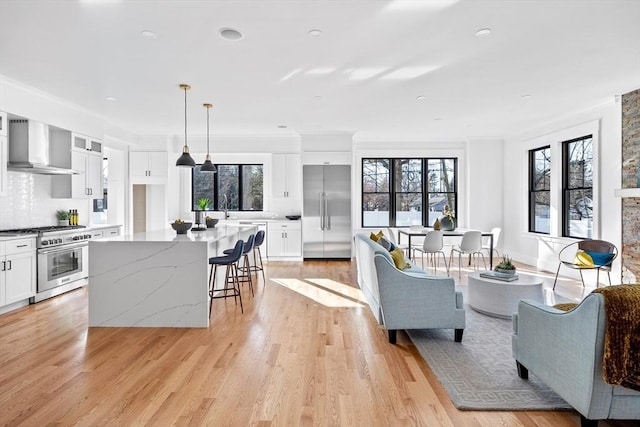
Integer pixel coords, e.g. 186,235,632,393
8,119,81,175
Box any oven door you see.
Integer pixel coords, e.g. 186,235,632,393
37,242,89,292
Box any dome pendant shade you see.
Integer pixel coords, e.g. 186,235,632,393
176,83,195,168
176,146,196,167
200,154,216,172
200,103,216,173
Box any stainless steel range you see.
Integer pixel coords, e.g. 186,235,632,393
1,226,92,302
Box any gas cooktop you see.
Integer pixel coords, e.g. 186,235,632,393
0,225,86,234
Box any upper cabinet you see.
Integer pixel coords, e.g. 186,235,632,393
129,151,168,184
0,111,7,196
50,129,103,199
272,153,301,199
72,133,102,154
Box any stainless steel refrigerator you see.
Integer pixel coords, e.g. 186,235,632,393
303,165,351,259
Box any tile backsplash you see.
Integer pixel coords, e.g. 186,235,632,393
0,171,90,229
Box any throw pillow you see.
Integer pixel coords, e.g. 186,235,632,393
369,230,384,242
378,236,396,252
389,247,410,270
584,251,615,266
574,250,594,267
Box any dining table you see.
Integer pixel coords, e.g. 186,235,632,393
398,228,495,269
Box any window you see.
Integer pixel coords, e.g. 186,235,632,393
528,146,551,234
192,164,263,212
563,135,593,238
362,158,457,227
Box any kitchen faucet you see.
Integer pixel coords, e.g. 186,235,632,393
222,194,229,219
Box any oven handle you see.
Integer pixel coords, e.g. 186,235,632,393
38,242,89,254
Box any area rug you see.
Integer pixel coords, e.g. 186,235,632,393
406,307,573,410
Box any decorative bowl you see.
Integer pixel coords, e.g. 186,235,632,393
206,218,219,228
171,222,192,234
285,215,301,220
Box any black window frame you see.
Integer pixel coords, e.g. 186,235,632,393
361,157,458,228
528,146,551,234
562,135,593,238
191,163,264,212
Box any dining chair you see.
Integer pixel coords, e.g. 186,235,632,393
449,230,486,278
412,230,449,275
481,227,501,258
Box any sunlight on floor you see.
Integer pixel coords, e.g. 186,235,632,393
270,278,366,308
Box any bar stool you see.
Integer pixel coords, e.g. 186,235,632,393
224,234,255,297
209,239,244,316
251,230,266,283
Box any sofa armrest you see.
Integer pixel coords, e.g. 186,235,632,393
512,295,612,418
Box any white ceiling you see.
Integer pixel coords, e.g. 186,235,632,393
1,0,639,141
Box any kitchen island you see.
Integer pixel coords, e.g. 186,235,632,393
88,225,256,328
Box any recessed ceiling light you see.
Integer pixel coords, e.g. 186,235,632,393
308,29,322,37
106,97,117,101
277,125,287,129
219,27,243,41
475,28,492,38
416,95,426,101
312,95,323,101
434,117,442,121
521,94,532,99
141,30,158,39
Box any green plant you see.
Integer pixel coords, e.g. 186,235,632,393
495,255,515,271
197,197,211,211
56,210,69,220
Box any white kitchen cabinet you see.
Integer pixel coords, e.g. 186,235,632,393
0,111,7,196
0,238,37,307
130,151,168,184
51,129,103,199
267,221,302,258
272,153,301,199
72,133,102,154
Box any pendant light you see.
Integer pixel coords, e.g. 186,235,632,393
200,103,216,172
176,83,196,167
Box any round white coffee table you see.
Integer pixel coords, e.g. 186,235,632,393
467,271,544,318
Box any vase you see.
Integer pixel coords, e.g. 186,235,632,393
433,217,441,230
495,267,516,275
440,216,455,231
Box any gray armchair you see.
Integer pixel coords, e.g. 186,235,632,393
512,293,640,427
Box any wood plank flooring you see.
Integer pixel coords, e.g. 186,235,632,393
0,259,636,426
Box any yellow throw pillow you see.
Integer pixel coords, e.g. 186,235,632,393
575,250,594,267
390,247,410,270
369,230,384,242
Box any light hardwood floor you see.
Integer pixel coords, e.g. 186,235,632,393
0,259,635,426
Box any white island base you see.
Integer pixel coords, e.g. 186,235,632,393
88,225,256,328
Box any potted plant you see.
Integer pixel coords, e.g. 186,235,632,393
56,210,69,226
495,255,516,275
195,197,211,228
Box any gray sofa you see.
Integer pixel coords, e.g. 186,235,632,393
512,294,640,427
353,233,465,343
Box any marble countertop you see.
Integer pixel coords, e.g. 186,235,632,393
94,224,257,243
0,233,37,242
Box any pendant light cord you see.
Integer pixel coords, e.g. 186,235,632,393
206,105,210,153
184,86,188,148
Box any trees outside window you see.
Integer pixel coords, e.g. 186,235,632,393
563,136,593,238
192,164,263,212
529,146,551,234
362,158,457,227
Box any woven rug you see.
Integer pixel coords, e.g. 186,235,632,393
406,307,573,410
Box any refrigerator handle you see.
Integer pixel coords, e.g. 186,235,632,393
324,192,330,230
319,192,324,230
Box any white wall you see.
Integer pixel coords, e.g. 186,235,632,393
502,98,622,282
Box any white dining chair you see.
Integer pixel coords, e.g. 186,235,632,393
412,230,449,275
482,227,501,258
449,230,486,277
